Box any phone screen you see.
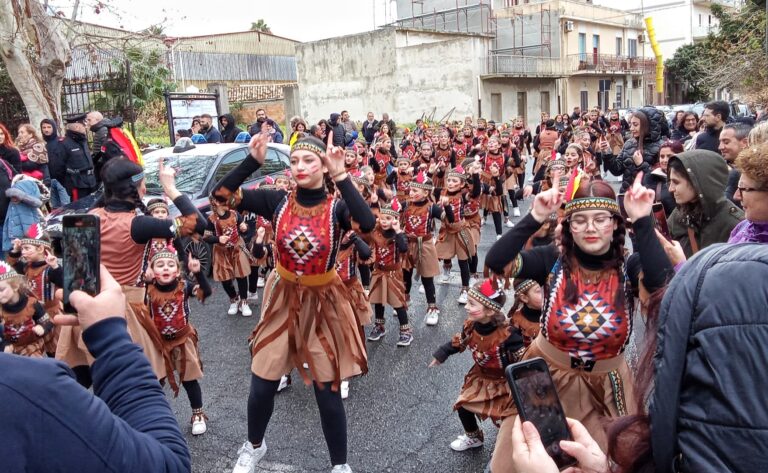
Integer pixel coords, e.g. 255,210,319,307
62,214,101,312
652,202,672,240
507,358,576,469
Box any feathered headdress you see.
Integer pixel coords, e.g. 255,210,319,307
409,170,433,190
468,278,505,312
379,198,402,218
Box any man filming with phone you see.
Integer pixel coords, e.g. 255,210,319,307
0,266,191,472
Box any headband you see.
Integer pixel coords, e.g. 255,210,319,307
564,196,621,218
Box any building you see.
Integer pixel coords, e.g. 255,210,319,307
389,0,658,123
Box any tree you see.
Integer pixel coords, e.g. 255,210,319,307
665,43,711,102
0,0,70,127
250,19,271,33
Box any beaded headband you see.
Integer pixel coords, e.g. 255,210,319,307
20,223,51,249
564,196,621,218
446,165,467,180
147,201,169,213
468,279,504,312
379,199,402,218
410,171,433,190
0,261,20,281
292,141,326,158
513,279,537,298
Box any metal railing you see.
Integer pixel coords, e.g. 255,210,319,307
484,54,575,77
568,54,656,74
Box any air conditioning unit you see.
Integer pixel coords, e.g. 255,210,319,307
638,33,646,43
565,21,574,32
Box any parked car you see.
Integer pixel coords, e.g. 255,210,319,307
45,142,291,275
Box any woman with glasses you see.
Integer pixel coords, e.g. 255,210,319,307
484,174,671,473
671,111,699,144
728,142,768,243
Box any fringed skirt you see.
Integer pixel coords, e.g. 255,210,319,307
344,277,372,327
454,365,517,425
213,241,251,282
436,227,476,260
369,268,408,309
403,237,440,278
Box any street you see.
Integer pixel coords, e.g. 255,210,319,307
166,201,531,473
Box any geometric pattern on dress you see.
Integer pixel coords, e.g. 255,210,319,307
558,291,619,341
158,301,181,336
283,224,320,265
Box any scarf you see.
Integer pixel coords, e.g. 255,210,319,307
728,219,768,244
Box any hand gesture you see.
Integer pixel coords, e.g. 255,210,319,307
3,344,12,353
218,235,229,244
655,229,686,267
33,325,45,337
391,218,401,233
370,191,378,204
158,159,178,196
559,418,608,473
248,132,269,164
429,358,441,367
323,130,346,179
599,139,610,152
239,222,248,233
510,417,559,473
187,254,201,274
406,166,414,174
632,150,643,166
623,172,654,222
144,267,155,282
523,185,534,199
256,226,266,243
428,163,437,174
45,252,59,269
531,172,563,222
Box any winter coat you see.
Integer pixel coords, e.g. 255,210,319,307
202,125,222,144
41,119,67,183
218,114,243,144
666,150,744,257
3,179,43,251
0,160,13,224
328,113,346,147
694,126,721,153
0,145,21,175
60,130,97,192
15,136,49,182
89,118,111,158
604,106,665,191
643,167,675,217
650,243,768,473
248,119,284,143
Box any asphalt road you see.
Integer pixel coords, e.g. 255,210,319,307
166,200,535,473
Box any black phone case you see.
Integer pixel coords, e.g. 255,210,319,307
505,358,577,470
62,214,101,313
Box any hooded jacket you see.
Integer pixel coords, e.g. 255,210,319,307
218,114,243,144
89,118,112,157
3,179,43,251
605,106,665,191
666,150,744,257
650,243,768,473
328,113,346,147
41,119,67,183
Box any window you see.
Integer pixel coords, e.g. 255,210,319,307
517,92,528,124
213,149,249,184
580,91,589,113
491,93,502,122
252,148,290,179
592,34,600,54
540,91,550,115
616,85,623,109
628,38,637,58
616,37,622,56
699,14,702,27
578,33,587,61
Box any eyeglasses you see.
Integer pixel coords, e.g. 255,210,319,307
569,214,614,232
736,185,767,194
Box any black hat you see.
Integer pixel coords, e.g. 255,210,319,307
64,113,87,124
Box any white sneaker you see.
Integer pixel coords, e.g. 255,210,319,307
505,218,515,228
191,411,207,436
513,207,521,217
418,285,425,294
227,301,239,316
496,235,502,241
340,380,349,400
450,434,484,452
247,291,259,302
331,465,353,473
277,374,291,392
440,267,451,284
425,307,439,326
364,288,370,297
240,302,252,317
457,290,468,305
232,440,267,473
257,276,265,288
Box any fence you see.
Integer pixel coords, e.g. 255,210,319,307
228,83,297,103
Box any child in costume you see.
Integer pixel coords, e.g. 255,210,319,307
367,199,413,347
205,195,252,316
480,135,507,239
508,278,543,348
402,171,450,325
460,159,484,282
0,261,54,357
387,156,413,203
430,279,523,452
7,223,63,357
144,242,212,435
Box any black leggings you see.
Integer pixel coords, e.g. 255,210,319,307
444,259,470,287
183,380,203,409
374,304,409,326
469,254,479,275
248,374,347,465
492,212,503,236
222,277,248,300
403,269,436,304
359,264,371,288
458,407,479,433
248,265,260,292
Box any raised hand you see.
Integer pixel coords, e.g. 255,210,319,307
158,159,181,200
531,172,563,222
45,251,59,269
632,150,644,166
256,226,266,243
187,254,201,274
248,132,269,164
623,172,654,222
323,130,347,180
391,218,402,233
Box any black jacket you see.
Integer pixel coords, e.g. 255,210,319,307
650,243,768,473
89,118,111,157
61,130,97,191
328,113,345,147
604,106,665,191
362,119,378,144
218,114,243,143
41,119,67,183
694,126,721,153
0,145,21,175
0,160,12,223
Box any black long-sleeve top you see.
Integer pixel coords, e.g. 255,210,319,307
432,319,525,367
486,212,672,292
6,256,64,289
104,196,206,245
2,294,53,336
377,228,408,254
217,156,376,234
203,211,245,244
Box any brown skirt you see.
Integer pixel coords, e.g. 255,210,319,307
403,237,440,278
464,214,482,246
249,269,368,390
481,194,504,213
43,300,61,355
490,335,636,473
213,240,252,282
12,337,45,357
436,227,476,260
344,277,372,327
454,365,516,425
55,325,93,367
504,173,519,191
369,269,408,309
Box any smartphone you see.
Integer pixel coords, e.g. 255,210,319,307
62,214,101,312
506,358,577,470
652,202,672,241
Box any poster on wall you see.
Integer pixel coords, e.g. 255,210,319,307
164,92,220,144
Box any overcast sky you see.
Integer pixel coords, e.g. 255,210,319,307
59,0,399,42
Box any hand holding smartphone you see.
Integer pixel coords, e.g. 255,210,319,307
506,358,577,470
62,214,101,313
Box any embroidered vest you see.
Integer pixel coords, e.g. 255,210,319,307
483,152,505,176
442,191,465,232
335,238,358,282
371,229,401,270
373,151,390,185
435,146,453,167
404,201,433,238
395,172,412,200
453,142,468,161
25,265,53,304
147,281,190,337
210,211,239,248
275,192,338,276
2,297,39,344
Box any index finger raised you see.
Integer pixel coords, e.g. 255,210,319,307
327,130,334,151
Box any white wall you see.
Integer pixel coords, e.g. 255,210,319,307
481,78,558,127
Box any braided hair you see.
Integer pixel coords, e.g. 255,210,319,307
94,158,148,214
558,179,627,311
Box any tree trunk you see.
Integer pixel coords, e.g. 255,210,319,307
0,0,70,128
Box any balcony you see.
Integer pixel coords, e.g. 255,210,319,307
569,54,656,75
482,54,574,78
493,0,644,29
692,24,719,39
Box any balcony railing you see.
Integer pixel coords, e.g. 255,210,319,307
569,54,656,74
484,54,574,77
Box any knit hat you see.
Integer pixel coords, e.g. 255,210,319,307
409,171,433,190
468,279,506,312
148,239,179,265
0,261,20,282
446,165,467,180
379,198,402,218
20,223,51,249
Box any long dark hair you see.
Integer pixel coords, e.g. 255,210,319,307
95,157,147,214
633,110,650,155
559,180,627,311
667,157,703,228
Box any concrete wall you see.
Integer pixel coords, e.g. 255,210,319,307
480,78,558,126
565,76,643,111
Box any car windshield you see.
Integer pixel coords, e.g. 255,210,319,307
144,153,218,196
